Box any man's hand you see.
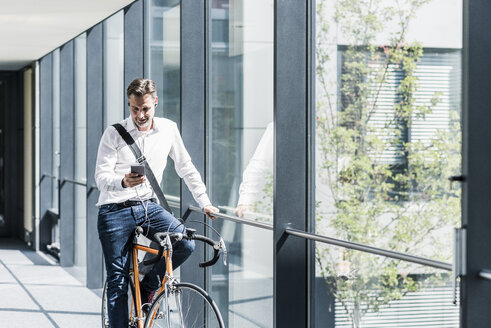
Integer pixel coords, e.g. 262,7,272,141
203,205,219,219
122,172,146,188
234,204,250,218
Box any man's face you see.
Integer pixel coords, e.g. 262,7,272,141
128,94,158,131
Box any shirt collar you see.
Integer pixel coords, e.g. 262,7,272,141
126,116,137,132
125,116,160,133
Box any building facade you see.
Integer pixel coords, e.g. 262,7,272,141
1,0,491,327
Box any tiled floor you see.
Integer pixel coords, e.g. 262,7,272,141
0,239,102,328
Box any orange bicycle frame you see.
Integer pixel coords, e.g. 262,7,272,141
131,243,174,328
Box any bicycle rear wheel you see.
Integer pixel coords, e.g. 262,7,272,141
102,278,138,328
144,282,224,328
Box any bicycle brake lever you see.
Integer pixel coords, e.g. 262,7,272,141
157,233,171,247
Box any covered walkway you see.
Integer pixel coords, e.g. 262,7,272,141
0,239,101,328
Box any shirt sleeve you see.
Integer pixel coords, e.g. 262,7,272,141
168,123,211,208
237,122,274,205
95,127,126,192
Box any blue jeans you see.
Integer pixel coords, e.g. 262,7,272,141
98,201,195,328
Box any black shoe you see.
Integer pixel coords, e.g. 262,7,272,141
141,288,158,314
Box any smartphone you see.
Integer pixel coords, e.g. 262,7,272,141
131,164,145,177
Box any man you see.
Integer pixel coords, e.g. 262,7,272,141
96,78,218,328
235,122,273,219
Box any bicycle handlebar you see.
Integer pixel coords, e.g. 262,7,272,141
142,230,222,268
193,234,221,268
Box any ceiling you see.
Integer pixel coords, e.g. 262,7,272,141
0,0,134,71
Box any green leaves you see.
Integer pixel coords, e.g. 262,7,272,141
315,0,460,326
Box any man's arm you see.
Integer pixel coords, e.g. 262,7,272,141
168,123,216,215
235,122,274,216
95,127,127,192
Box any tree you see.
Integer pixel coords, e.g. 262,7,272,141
315,0,461,326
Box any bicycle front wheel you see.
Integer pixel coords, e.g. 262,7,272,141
144,282,224,328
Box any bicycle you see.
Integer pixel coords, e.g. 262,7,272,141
101,224,227,328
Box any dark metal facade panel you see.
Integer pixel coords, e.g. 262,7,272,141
274,0,310,327
124,0,144,117
462,0,491,326
14,73,25,239
308,0,316,323
59,41,75,267
38,55,54,251
179,0,206,288
0,71,23,239
86,24,104,288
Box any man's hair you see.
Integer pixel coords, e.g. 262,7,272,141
126,78,157,99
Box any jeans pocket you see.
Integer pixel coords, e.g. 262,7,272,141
98,203,119,216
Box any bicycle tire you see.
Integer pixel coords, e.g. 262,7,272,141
102,278,139,328
144,282,224,328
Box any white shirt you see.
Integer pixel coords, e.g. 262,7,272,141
95,116,211,208
237,122,274,205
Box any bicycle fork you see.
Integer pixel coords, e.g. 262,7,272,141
157,280,184,328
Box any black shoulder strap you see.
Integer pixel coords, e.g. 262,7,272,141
112,123,173,214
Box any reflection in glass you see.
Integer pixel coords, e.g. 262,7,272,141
74,34,87,268
51,49,61,249
235,122,273,220
103,11,124,128
209,0,274,220
145,0,181,208
208,221,273,328
315,0,462,326
52,49,60,209
315,0,461,259
315,243,459,327
209,0,274,326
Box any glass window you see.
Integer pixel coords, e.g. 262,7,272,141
74,33,87,268
145,0,181,211
209,0,274,222
315,243,459,327
208,0,274,326
104,11,124,127
52,49,60,210
314,0,462,326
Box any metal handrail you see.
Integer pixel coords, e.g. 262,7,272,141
479,270,491,281
87,185,98,197
187,206,451,271
165,194,180,203
60,178,87,188
40,173,57,183
187,205,274,230
285,227,453,271
167,201,181,209
218,205,273,221
164,194,180,209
